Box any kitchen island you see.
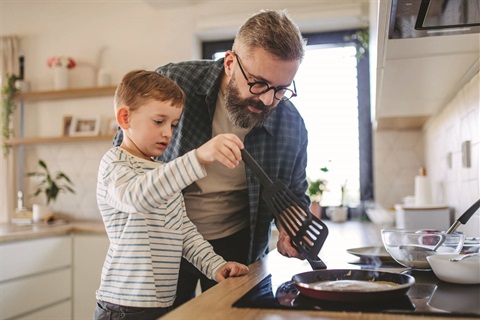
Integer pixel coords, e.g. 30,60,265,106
161,221,477,320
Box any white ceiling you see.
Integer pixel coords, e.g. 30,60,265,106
373,1,480,121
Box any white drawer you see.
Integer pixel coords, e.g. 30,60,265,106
17,300,72,320
0,267,71,319
0,236,71,281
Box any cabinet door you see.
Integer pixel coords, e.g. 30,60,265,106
0,235,72,281
0,268,71,319
0,236,72,319
73,234,109,320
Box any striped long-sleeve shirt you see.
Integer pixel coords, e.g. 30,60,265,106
96,147,226,308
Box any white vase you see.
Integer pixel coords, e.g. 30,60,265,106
53,67,68,90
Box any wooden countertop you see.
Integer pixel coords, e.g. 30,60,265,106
0,220,106,243
161,221,474,320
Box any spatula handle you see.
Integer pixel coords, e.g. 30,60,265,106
241,149,273,187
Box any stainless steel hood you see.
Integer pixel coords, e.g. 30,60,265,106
390,0,480,39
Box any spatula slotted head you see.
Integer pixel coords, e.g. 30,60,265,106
263,180,329,260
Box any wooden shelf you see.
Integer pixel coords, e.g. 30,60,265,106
6,135,114,146
17,86,117,102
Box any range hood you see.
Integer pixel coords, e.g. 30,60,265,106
390,0,480,39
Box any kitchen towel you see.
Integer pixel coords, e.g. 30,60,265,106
414,168,431,206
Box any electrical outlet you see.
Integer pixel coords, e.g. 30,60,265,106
461,140,471,168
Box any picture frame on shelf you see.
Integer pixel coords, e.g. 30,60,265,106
105,117,118,136
62,115,73,136
69,116,100,136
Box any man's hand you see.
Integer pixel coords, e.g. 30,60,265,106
276,228,304,259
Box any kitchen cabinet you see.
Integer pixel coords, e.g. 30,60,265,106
72,234,109,320
370,0,480,130
0,224,109,320
0,236,72,319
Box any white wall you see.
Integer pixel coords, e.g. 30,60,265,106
1,1,369,221
2,1,368,91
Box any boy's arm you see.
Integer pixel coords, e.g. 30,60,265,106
102,150,206,214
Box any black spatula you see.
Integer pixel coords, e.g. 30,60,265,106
241,148,328,269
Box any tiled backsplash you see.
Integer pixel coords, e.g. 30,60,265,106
23,141,111,221
424,72,479,236
374,72,479,236
373,130,424,210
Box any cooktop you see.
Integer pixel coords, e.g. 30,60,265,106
233,272,480,317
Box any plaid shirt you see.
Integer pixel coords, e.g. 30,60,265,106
114,59,309,263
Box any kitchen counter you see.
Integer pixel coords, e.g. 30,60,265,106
161,221,476,320
0,220,105,243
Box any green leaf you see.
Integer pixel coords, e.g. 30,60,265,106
27,159,75,205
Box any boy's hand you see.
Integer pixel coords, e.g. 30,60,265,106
196,134,244,169
215,261,249,282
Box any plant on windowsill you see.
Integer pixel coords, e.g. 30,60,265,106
27,160,75,215
344,28,369,61
1,73,20,157
307,166,329,217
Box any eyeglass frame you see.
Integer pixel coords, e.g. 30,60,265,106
233,52,297,101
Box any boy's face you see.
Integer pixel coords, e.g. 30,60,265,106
122,99,182,160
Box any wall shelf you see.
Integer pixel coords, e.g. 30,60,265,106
7,86,118,146
17,86,117,102
6,134,114,146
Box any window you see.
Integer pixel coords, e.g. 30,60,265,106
202,29,373,209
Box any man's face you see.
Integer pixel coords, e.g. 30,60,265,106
224,72,273,129
223,48,300,129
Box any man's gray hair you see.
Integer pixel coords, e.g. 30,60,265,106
233,9,306,61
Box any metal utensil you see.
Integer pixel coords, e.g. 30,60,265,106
241,149,329,269
399,198,480,257
449,253,480,262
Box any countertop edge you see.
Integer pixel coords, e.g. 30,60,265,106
0,221,106,243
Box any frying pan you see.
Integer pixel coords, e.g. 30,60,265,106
241,149,328,269
292,269,415,302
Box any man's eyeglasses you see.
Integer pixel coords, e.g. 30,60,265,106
234,53,297,101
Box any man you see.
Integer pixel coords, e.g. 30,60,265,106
114,9,309,307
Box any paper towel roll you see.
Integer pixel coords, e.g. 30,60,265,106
414,168,431,206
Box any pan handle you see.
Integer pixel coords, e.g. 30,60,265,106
241,149,274,187
306,257,327,270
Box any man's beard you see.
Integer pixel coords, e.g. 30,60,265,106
224,77,275,129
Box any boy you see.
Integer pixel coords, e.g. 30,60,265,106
95,70,248,320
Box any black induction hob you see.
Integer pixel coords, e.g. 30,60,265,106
233,272,480,317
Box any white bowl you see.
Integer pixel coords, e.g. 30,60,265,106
427,254,480,284
366,208,395,226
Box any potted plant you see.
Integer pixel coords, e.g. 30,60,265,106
307,166,329,217
326,180,349,223
27,159,75,220
1,73,20,157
